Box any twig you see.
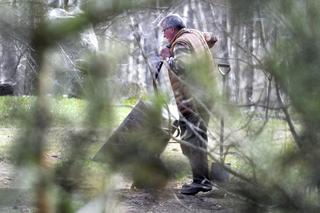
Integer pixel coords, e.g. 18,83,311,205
275,81,301,148
171,190,193,212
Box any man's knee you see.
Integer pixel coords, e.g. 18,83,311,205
180,141,192,156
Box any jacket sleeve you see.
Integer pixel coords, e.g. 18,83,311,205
168,42,192,74
168,42,195,114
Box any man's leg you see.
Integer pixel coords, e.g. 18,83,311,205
179,113,211,195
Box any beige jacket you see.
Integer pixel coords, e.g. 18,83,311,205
167,28,217,116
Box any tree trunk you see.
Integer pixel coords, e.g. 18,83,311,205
244,21,254,105
234,25,241,103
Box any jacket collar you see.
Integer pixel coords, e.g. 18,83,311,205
169,28,191,47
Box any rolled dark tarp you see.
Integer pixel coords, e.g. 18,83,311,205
93,100,171,188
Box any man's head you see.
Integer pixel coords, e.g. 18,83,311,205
159,14,186,43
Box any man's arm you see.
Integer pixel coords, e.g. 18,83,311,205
166,42,196,114
168,42,192,73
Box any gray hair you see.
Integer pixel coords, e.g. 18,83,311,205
159,14,186,30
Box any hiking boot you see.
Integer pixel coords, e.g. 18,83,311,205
180,178,212,195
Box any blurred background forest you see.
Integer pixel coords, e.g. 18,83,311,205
0,0,320,212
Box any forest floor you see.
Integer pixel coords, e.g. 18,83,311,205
0,128,245,213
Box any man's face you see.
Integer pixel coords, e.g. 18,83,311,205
162,26,176,43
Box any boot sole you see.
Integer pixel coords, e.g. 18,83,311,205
180,187,212,195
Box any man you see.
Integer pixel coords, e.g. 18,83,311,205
159,14,217,195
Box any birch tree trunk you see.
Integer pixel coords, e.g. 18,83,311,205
244,19,254,105
221,5,231,100
187,0,195,28
233,25,241,103
196,0,208,31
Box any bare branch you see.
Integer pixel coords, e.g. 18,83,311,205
275,80,301,148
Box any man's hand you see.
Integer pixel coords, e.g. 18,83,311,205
160,47,171,60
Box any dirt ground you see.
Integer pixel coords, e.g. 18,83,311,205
113,184,242,213
73,173,244,213
0,128,244,213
